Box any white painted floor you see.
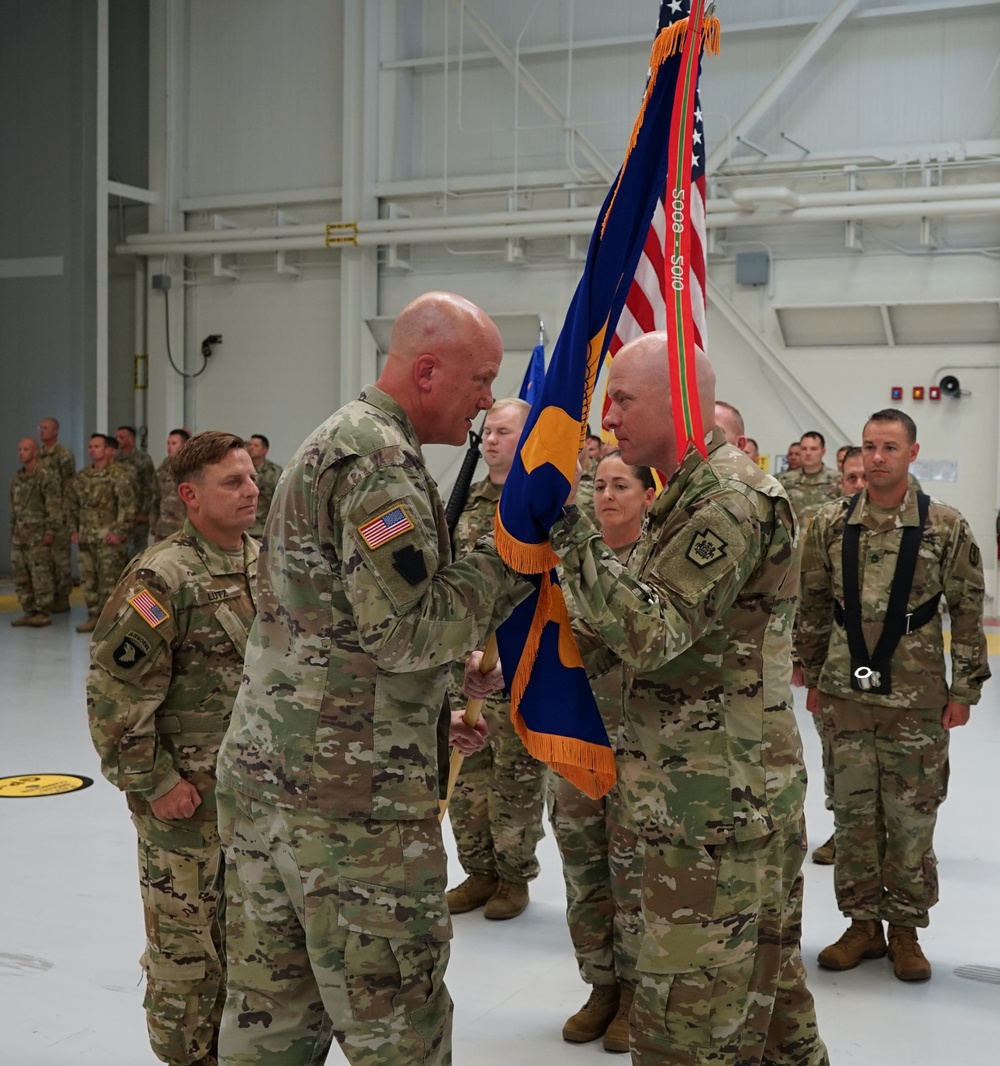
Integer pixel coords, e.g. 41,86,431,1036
2,602,999,1064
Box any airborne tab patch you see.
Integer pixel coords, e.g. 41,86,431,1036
358,505,414,550
129,589,169,628
686,529,728,569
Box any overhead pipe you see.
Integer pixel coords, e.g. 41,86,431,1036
719,181,1000,211
116,194,1000,259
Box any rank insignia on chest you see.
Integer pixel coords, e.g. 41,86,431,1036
113,630,151,668
686,529,728,568
358,505,414,550
129,589,169,628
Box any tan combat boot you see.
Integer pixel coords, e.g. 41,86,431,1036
10,614,34,627
818,919,887,970
483,879,529,920
602,979,635,1053
562,983,620,1044
75,615,98,634
887,924,932,981
26,613,52,627
811,834,836,865
445,873,499,914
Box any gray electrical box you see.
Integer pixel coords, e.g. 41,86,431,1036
735,251,769,286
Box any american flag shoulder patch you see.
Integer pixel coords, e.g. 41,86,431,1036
129,589,169,628
357,505,415,550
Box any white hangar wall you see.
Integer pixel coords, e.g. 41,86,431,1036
112,0,1000,592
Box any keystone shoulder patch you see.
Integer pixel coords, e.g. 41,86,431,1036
686,529,728,569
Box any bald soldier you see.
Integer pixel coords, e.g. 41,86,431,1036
215,292,531,1065
543,335,827,1064
9,437,61,627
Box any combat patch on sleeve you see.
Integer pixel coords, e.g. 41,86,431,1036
970,542,980,568
128,588,170,628
393,543,428,586
686,528,728,569
112,630,152,670
357,505,415,550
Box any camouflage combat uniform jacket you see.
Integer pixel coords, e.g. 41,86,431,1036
795,488,989,709
248,457,283,538
149,457,187,541
550,428,806,849
87,521,258,819
783,465,841,525
117,447,157,518
10,462,61,542
37,442,75,513
217,386,530,821
69,463,136,542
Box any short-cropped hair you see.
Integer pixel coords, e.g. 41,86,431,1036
250,433,270,449
800,430,825,448
171,431,247,484
169,427,192,442
866,408,917,444
842,445,863,463
595,449,656,491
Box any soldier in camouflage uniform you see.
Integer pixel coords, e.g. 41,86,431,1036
554,452,652,1052
783,431,842,526
117,425,157,559
88,431,259,1066
70,434,136,632
215,292,531,1066
245,433,283,539
548,335,827,1065
776,441,801,487
37,416,76,611
150,429,192,542
9,437,61,627
796,409,989,982
446,398,549,922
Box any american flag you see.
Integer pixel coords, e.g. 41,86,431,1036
358,506,414,549
603,0,709,439
129,589,169,628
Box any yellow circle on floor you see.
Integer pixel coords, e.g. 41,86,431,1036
0,774,93,798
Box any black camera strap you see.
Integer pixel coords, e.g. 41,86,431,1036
841,491,930,690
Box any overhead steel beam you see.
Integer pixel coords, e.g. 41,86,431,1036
450,0,616,184
707,279,851,445
707,0,864,175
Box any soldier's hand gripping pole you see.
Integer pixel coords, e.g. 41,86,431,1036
438,634,499,822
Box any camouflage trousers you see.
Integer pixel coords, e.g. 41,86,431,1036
448,699,548,883
547,775,643,987
217,789,452,1066
128,520,150,562
78,540,128,616
821,694,949,928
50,524,74,597
11,540,55,614
809,711,834,814
132,814,225,1066
631,818,828,1066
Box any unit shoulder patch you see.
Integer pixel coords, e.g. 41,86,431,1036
112,630,152,669
686,528,729,569
357,505,415,550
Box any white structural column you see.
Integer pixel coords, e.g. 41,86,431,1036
706,279,850,446
95,0,109,430
706,0,863,174
146,0,187,446
338,0,380,407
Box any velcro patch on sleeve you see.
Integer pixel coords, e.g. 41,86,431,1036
357,505,414,550
128,589,170,628
112,630,152,670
